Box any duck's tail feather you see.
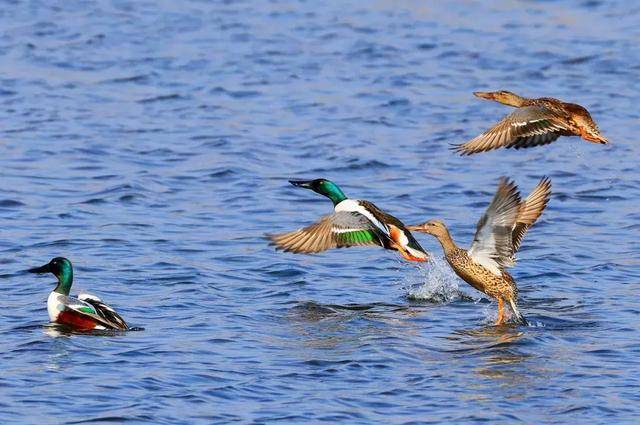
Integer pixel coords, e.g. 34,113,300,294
508,297,528,325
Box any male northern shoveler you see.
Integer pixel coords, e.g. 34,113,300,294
407,177,552,325
269,179,429,262
28,257,129,330
453,91,608,155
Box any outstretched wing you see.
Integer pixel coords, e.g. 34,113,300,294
77,294,129,330
453,106,567,155
512,177,551,253
468,178,521,274
268,211,385,254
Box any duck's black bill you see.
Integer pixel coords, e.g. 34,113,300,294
27,264,50,274
289,180,313,188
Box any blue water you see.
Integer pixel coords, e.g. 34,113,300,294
1,0,639,423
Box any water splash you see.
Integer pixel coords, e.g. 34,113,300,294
480,303,497,325
524,320,546,328
481,301,546,328
404,256,465,303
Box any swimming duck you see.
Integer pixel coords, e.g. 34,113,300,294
407,177,551,325
269,179,429,262
453,91,608,155
28,257,129,330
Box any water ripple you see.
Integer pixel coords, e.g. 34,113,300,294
0,0,639,423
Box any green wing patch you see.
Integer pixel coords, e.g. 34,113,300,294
79,306,96,314
339,230,375,245
533,119,551,126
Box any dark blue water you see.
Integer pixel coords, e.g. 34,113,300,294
1,1,639,423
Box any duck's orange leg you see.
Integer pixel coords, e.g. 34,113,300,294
495,298,505,325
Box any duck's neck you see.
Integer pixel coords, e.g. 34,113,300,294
327,192,347,206
53,269,73,296
434,228,459,256
499,93,529,107
321,183,348,206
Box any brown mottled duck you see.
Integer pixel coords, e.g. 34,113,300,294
454,91,607,155
407,177,552,325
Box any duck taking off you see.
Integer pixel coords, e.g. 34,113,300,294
407,177,552,325
28,257,129,330
269,179,429,262
453,91,607,155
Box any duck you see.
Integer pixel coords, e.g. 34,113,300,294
269,179,429,262
407,177,552,325
453,90,608,155
28,257,129,330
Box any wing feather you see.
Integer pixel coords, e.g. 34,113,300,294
512,177,551,253
508,132,560,150
66,295,129,330
468,177,522,274
358,200,427,256
454,106,567,155
268,212,384,254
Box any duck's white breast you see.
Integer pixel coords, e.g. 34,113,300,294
47,292,63,322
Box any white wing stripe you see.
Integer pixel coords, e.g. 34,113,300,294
333,228,365,234
335,199,389,236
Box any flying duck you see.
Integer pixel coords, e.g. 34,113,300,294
454,91,607,155
269,179,429,262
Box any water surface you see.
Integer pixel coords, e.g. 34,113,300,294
1,0,639,423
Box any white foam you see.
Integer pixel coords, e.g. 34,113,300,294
404,256,464,303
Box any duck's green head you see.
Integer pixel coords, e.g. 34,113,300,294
28,257,74,295
289,178,347,206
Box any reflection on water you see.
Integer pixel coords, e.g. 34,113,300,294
445,326,525,353
42,323,136,338
285,301,425,351
449,326,539,402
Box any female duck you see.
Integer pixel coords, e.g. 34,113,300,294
454,91,607,155
28,257,129,330
269,179,429,262
408,177,551,325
